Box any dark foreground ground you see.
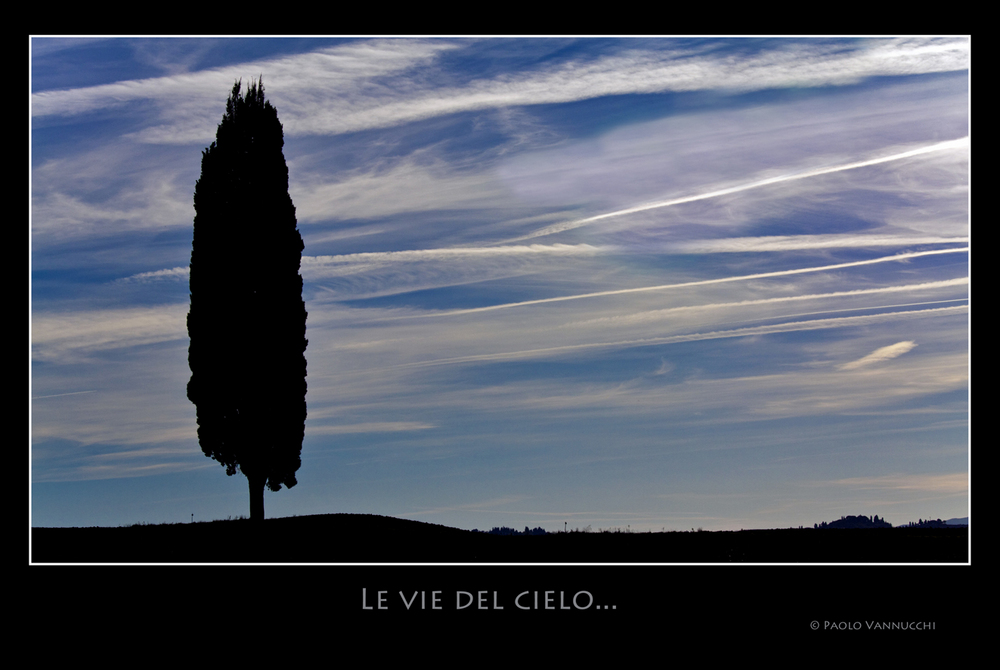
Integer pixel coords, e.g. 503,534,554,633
31,513,968,563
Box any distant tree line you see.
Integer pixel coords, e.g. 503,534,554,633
897,518,951,529
813,514,962,529
472,526,548,536
814,515,892,529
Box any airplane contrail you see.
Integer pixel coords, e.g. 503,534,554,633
510,136,970,242
31,390,98,400
429,247,968,317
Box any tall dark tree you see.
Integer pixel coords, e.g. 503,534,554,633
187,78,307,521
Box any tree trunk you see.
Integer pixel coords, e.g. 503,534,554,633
248,473,265,522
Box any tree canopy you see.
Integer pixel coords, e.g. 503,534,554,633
187,78,307,521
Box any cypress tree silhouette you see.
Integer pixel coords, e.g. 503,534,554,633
187,78,307,521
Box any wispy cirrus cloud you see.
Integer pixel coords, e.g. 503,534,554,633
32,39,969,248
32,440,208,482
283,37,967,138
308,422,435,435
301,244,608,299
384,306,966,370
31,305,188,362
32,37,968,144
829,473,967,493
343,338,967,426
291,156,511,223
304,243,604,267
31,40,462,142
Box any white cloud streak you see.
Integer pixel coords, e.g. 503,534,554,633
116,266,189,283
839,341,918,370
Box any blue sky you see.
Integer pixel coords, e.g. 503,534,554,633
30,37,969,532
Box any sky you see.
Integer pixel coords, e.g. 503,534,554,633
30,37,969,533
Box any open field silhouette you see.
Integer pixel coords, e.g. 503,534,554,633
31,513,968,563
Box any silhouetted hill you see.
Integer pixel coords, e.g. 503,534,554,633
31,513,968,563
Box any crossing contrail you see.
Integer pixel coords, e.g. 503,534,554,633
510,136,970,242
429,247,968,317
